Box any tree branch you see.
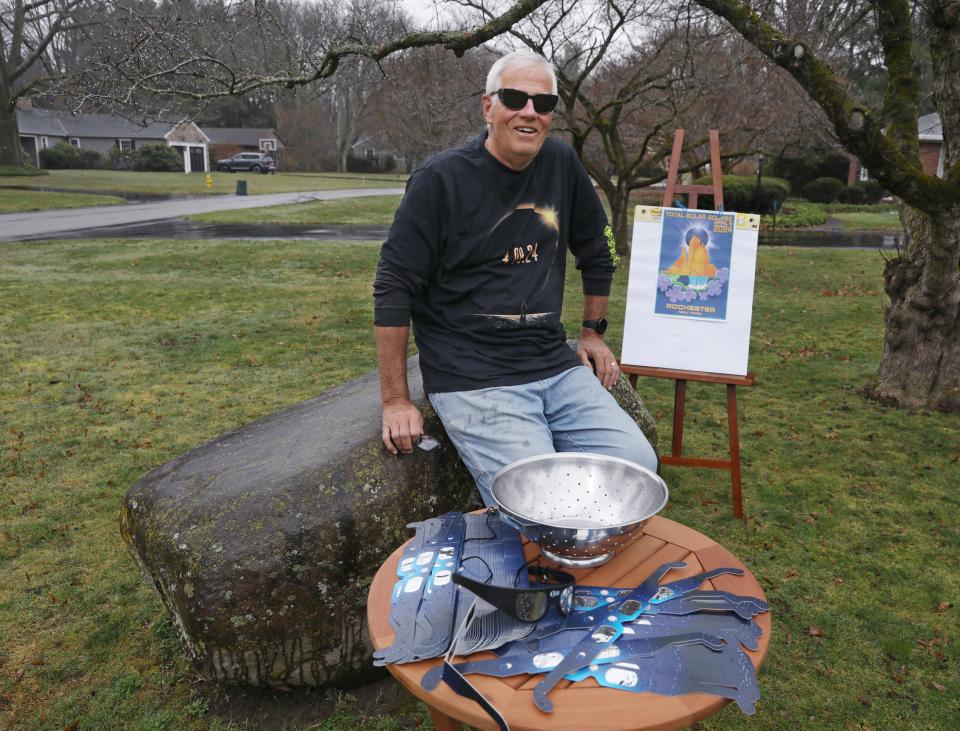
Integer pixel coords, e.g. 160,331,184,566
693,0,959,213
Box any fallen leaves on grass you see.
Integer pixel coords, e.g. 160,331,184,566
809,626,824,638
858,695,871,707
936,601,951,612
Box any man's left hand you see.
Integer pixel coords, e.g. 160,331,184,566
577,331,620,390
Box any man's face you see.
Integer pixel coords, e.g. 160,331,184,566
483,65,554,171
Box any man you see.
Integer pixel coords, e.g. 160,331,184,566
374,50,657,506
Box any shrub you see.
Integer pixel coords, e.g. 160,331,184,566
132,143,183,172
767,156,817,194
838,184,868,205
801,176,845,203
75,149,103,169
346,152,379,173
692,174,791,214
815,151,853,181
107,145,134,170
861,180,888,204
764,199,829,229
38,142,103,169
39,141,80,169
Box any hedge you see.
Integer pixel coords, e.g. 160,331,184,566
801,177,845,204
692,174,790,214
39,142,103,170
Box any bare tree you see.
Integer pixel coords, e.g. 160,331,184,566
365,45,491,171
0,0,95,165
322,0,410,172
68,0,551,108
693,0,960,412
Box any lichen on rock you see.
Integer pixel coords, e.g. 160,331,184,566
122,356,658,687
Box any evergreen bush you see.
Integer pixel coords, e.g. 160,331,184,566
75,149,103,169
132,143,184,172
39,141,80,169
801,177,845,203
838,184,868,204
38,142,103,169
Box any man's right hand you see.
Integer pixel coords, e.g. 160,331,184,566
381,399,424,455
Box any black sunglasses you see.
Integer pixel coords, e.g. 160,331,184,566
494,88,559,114
452,564,575,623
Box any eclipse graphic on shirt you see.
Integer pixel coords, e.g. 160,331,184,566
474,202,562,331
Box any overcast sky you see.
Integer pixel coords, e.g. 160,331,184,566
400,0,454,26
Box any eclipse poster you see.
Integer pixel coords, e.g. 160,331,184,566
654,209,735,320
621,206,760,377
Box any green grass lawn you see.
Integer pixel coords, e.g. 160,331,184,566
0,169,406,198
189,194,903,238
1,242,957,730
0,188,125,213
830,209,905,231
187,194,405,224
764,200,902,231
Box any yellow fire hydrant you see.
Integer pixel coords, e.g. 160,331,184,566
205,173,213,191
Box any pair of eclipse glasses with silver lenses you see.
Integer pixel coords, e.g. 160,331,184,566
452,564,575,623
494,88,559,114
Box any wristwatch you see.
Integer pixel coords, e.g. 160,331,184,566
581,318,608,335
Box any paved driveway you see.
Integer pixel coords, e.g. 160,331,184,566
0,188,404,242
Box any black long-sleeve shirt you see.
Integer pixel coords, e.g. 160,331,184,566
374,134,614,392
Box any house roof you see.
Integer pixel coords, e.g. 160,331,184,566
203,127,286,148
919,112,942,141
16,108,187,139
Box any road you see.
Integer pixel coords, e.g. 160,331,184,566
0,187,404,242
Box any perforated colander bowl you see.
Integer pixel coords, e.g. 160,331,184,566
490,452,669,568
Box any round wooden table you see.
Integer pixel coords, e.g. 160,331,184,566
367,516,771,731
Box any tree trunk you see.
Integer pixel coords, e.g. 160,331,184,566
864,204,960,411
863,5,960,413
609,180,631,257
0,100,23,166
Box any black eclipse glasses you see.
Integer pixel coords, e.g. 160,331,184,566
452,564,575,623
494,88,559,114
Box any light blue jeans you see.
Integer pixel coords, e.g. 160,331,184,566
428,365,658,507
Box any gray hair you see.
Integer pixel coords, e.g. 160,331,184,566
485,51,558,98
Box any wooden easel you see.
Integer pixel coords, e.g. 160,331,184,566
619,129,755,519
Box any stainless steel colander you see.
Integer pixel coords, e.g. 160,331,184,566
490,452,669,568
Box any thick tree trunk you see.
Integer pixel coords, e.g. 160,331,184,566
865,204,960,411
0,100,23,166
864,5,960,412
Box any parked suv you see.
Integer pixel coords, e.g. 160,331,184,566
216,152,276,174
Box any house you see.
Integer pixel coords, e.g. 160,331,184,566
16,104,210,172
350,135,402,172
203,127,286,168
858,111,945,181
918,112,945,178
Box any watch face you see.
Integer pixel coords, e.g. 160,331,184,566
584,318,608,334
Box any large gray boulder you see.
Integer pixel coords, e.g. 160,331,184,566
121,356,658,688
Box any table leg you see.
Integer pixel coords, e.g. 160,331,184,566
428,706,463,731
726,383,744,519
